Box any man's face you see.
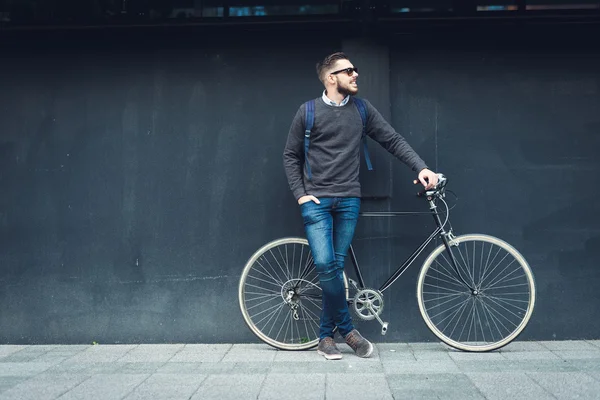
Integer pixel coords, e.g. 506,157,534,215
329,59,359,96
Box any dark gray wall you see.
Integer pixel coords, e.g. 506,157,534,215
0,25,599,344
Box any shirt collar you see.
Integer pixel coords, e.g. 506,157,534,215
322,90,349,107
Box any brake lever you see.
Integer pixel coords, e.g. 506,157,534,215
413,179,427,197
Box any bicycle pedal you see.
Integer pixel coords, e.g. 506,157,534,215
381,322,389,335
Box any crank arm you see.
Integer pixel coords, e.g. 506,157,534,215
366,303,389,335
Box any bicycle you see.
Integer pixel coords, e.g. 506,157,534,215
238,173,536,352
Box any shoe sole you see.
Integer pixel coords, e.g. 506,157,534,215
357,342,374,358
317,350,343,360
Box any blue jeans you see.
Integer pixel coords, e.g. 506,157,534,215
300,197,360,340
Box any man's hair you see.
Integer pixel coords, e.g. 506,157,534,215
316,52,349,83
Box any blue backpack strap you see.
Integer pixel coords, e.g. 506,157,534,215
353,97,373,171
304,99,315,180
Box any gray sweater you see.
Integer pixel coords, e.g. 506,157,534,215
283,96,428,200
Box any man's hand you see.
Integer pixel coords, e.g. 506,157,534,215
417,168,439,190
298,195,320,205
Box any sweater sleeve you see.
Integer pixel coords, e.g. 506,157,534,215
283,104,308,200
363,99,428,172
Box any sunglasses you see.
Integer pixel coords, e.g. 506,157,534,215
330,67,358,76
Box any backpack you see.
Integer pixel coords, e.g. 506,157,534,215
303,97,373,180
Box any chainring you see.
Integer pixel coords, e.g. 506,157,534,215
352,288,384,321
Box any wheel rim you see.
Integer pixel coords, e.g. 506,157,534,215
239,238,347,350
417,234,536,352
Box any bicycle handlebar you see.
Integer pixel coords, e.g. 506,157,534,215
414,173,447,198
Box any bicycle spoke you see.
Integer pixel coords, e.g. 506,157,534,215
267,248,290,283
453,245,476,287
246,295,281,311
423,282,467,295
484,270,526,291
422,292,464,302
430,259,471,288
478,252,512,289
248,265,284,288
429,295,470,321
474,299,487,344
252,301,287,325
265,303,286,338
244,280,281,293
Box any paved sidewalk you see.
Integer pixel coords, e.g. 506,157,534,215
0,340,599,399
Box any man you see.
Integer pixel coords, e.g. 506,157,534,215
283,52,438,360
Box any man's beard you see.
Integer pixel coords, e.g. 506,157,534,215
337,83,358,97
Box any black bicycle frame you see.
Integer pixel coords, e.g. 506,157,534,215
349,199,473,293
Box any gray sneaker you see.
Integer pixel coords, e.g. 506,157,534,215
317,337,342,360
345,329,374,358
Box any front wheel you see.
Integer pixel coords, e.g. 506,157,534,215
417,234,536,352
239,237,348,350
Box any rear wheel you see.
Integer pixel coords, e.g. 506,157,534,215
417,234,536,352
239,237,349,350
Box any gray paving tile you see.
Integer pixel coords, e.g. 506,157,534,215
0,362,54,377
326,373,393,400
448,350,504,361
123,385,199,400
0,347,57,363
376,344,416,361
123,374,207,400
540,340,599,351
191,374,266,400
168,344,231,362
499,360,577,373
587,340,600,349
62,345,137,363
382,360,461,374
0,354,41,363
387,373,485,400
455,360,510,373
466,372,555,400
0,377,28,394
553,350,600,360
376,343,412,352
272,349,322,362
117,344,184,363
585,371,600,381
154,362,237,375
259,374,325,400
116,362,166,373
500,341,547,352
11,346,57,354
199,373,267,386
408,342,447,351
527,372,600,399
269,360,382,374
48,345,92,353
566,359,600,372
42,345,92,360
144,373,207,386
0,373,89,400
57,374,149,400
46,362,125,374
500,351,561,360
192,386,260,400
154,362,202,374
0,346,28,359
412,349,453,361
231,362,272,374
25,354,72,364
221,344,278,362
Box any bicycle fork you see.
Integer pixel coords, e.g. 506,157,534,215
430,199,474,291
